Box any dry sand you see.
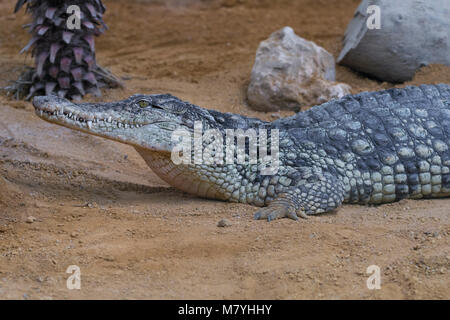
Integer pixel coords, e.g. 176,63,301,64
0,0,449,299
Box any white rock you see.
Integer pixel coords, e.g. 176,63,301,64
338,0,450,82
247,26,351,112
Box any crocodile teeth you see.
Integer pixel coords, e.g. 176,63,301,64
55,111,143,129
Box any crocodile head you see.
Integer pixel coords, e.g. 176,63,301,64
33,94,271,200
32,94,212,153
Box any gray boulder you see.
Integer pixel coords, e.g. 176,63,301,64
247,27,351,112
338,0,450,83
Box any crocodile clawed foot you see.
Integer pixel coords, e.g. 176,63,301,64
253,205,308,222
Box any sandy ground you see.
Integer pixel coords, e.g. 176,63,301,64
0,0,449,300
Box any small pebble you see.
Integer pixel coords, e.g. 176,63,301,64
217,219,232,227
26,216,36,224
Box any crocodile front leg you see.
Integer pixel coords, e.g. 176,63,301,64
254,172,345,221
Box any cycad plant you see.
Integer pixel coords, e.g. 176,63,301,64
8,0,121,100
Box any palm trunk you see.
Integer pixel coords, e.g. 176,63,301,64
10,0,122,100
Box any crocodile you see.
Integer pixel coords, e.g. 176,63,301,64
32,84,450,221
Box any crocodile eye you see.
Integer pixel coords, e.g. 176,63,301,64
137,100,150,108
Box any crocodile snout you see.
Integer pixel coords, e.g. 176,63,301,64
33,95,72,112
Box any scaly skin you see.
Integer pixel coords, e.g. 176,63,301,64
33,84,450,221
